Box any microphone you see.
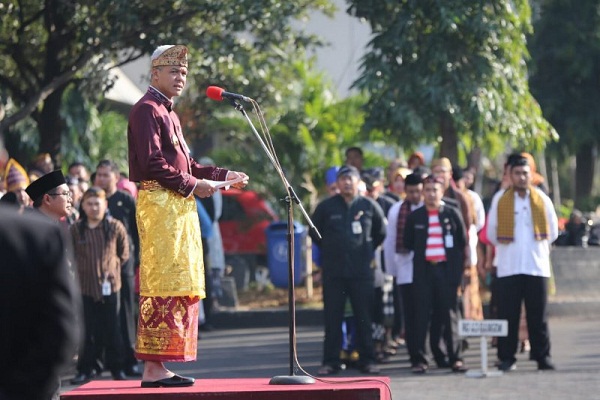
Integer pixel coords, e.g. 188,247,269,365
206,86,251,103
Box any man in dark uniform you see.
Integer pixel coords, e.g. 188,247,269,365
311,165,387,376
0,136,82,400
94,159,141,377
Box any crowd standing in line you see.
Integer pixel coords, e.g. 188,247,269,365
309,145,569,376
0,76,585,395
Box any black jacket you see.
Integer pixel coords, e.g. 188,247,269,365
0,205,82,400
403,203,467,287
311,194,386,281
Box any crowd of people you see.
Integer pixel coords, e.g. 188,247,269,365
310,146,559,375
0,156,147,385
0,42,578,398
0,44,248,397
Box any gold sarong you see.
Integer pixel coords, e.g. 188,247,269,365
136,185,205,298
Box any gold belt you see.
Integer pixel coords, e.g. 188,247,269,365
139,180,163,191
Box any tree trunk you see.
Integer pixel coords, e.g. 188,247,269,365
439,113,458,165
575,141,596,206
37,87,66,166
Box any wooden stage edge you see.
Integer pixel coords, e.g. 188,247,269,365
61,377,392,400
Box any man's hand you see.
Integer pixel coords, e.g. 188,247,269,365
194,180,217,198
226,171,249,189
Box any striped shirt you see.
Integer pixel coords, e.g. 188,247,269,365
70,217,129,301
425,209,446,262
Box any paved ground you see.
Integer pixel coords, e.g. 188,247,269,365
61,314,600,399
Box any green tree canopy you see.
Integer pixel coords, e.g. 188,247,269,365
0,0,332,164
529,0,600,203
346,0,557,164
207,59,369,215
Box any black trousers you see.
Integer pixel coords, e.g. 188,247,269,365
413,263,462,365
322,277,376,367
399,283,418,365
391,278,404,338
119,272,137,369
496,274,551,363
78,293,124,374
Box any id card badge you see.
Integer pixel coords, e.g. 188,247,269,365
445,234,454,248
102,280,111,296
352,221,363,235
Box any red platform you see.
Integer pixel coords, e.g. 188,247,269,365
60,377,391,400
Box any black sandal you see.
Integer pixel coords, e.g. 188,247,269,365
451,361,468,373
411,363,428,374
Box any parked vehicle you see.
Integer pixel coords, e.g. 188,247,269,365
219,189,278,289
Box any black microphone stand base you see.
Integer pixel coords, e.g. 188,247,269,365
269,375,316,385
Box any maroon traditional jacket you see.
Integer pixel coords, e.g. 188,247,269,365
128,87,228,197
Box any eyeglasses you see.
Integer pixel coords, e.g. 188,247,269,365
48,191,72,198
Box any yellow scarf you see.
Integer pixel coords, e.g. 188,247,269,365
497,186,549,244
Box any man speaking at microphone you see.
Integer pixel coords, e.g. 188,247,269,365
127,44,248,388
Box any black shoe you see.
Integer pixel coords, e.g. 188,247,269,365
435,359,451,368
125,364,143,377
111,370,128,380
497,360,517,372
537,357,555,370
70,372,94,385
141,374,195,388
451,361,468,373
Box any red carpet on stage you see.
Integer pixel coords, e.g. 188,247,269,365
60,377,391,400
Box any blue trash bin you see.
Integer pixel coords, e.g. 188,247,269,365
266,221,307,288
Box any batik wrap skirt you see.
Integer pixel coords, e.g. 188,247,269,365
134,183,204,361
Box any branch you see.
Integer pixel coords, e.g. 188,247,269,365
0,50,95,131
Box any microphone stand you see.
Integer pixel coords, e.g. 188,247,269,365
226,98,319,385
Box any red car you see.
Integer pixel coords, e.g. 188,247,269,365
219,189,278,288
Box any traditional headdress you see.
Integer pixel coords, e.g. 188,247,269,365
3,158,30,192
431,157,452,171
151,45,188,68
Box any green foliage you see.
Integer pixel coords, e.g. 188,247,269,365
346,0,557,159
61,88,128,171
529,0,600,150
0,0,334,159
207,59,368,216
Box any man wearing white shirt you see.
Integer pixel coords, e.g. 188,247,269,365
383,173,424,371
487,154,558,372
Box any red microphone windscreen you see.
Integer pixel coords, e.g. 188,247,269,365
206,86,224,101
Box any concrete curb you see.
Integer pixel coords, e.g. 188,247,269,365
211,297,600,330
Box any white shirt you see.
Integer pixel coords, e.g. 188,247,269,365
383,200,423,284
467,189,485,266
487,188,559,278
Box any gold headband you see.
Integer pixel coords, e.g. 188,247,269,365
152,45,188,68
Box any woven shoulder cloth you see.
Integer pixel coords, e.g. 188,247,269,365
496,186,549,244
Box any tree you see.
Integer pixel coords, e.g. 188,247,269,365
207,59,369,216
346,0,557,164
0,0,332,164
529,0,600,206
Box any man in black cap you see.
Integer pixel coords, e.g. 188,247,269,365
0,136,82,400
26,169,73,222
310,165,387,376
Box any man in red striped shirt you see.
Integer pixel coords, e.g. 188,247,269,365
403,175,469,373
